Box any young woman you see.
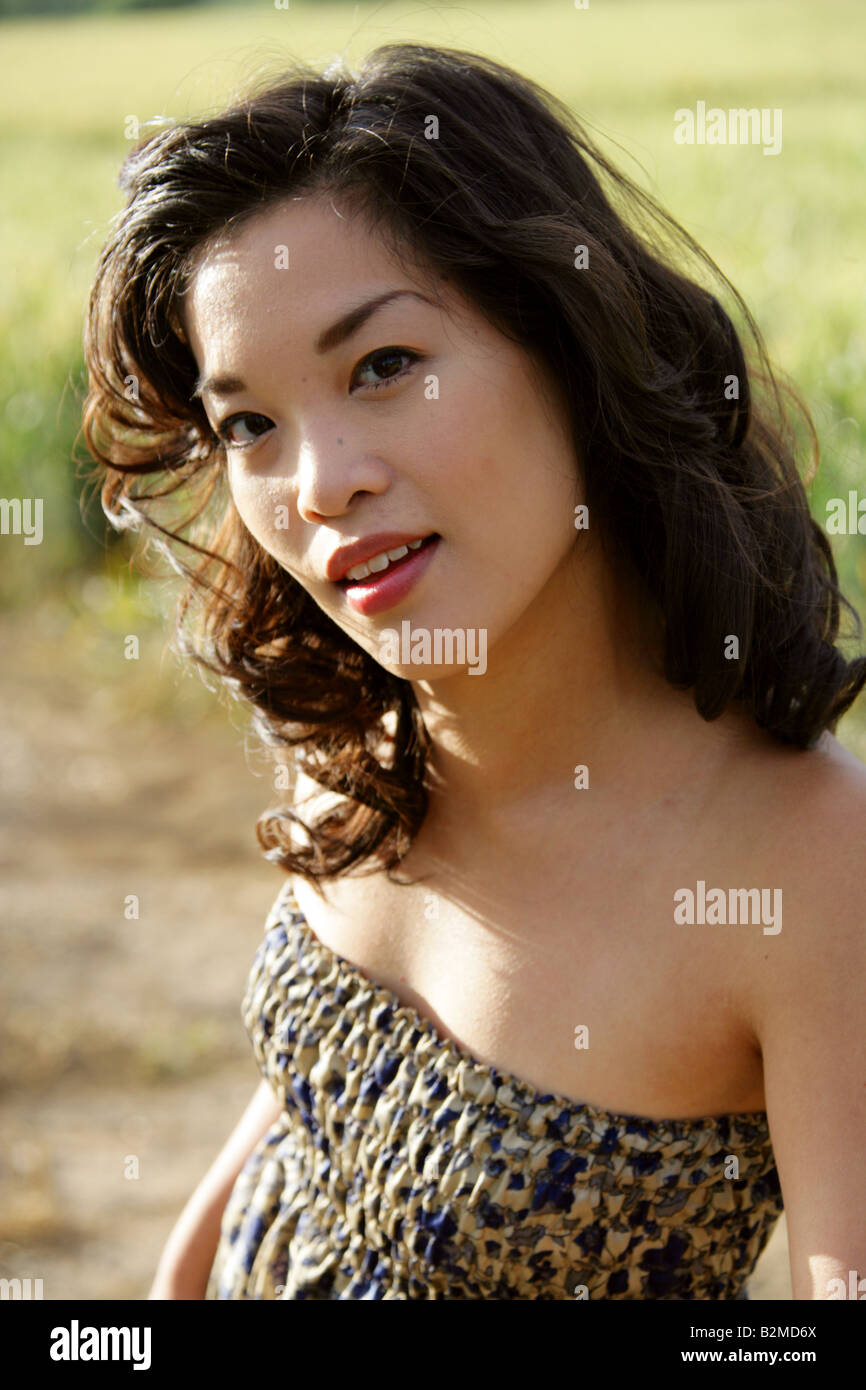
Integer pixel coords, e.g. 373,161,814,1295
82,42,866,1300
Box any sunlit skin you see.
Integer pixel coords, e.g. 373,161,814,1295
184,199,587,667
182,193,762,838
179,195,866,1300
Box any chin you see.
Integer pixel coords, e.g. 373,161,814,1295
381,660,482,683
375,620,491,679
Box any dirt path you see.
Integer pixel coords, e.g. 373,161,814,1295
0,601,791,1299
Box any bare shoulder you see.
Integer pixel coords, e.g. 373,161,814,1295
759,730,866,900
727,730,866,1298
730,728,866,1035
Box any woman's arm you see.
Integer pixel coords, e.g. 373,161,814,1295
753,776,866,1299
148,1076,283,1300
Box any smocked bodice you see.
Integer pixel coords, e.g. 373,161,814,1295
206,880,784,1299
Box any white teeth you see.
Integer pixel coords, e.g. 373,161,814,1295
344,537,428,582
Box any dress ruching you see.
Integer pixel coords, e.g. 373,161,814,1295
207,880,783,1300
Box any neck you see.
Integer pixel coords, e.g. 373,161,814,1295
409,530,757,845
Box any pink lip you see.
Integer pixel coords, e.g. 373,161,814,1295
326,531,434,584
340,535,440,616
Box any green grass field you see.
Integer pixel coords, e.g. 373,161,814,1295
2,0,865,718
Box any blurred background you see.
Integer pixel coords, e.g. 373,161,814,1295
2,0,865,1300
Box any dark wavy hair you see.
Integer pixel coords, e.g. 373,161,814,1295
81,41,866,884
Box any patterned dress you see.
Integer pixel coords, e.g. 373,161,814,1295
206,878,784,1300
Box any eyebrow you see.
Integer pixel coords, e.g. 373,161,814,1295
191,288,436,401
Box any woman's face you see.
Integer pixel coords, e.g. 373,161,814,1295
182,193,583,679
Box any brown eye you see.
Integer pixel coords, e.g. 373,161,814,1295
216,413,274,447
352,347,419,392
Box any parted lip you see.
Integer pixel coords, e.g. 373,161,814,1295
325,532,435,583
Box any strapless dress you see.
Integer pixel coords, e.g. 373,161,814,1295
206,879,784,1299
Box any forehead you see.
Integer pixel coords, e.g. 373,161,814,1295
183,194,433,334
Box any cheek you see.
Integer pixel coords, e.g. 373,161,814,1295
228,475,266,549
437,377,577,556
421,380,510,515
227,466,284,551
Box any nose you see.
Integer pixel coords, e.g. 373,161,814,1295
294,432,391,524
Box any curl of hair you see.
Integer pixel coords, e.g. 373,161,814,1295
81,42,866,883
